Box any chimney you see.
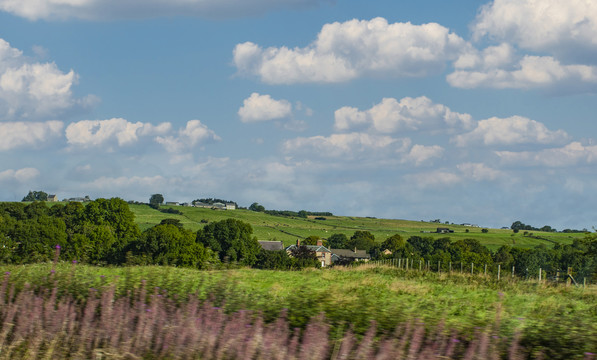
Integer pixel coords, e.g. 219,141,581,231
317,239,323,246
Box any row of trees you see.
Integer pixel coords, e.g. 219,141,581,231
248,202,333,218
375,234,597,280
510,220,587,233
305,230,596,280
0,200,321,270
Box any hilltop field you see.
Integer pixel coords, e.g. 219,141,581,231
129,204,583,251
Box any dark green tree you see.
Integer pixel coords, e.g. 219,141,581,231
160,218,183,229
129,223,212,268
196,219,261,265
407,236,434,256
347,231,376,251
249,202,265,212
22,190,48,202
254,250,294,270
303,235,323,246
149,194,164,209
289,246,321,269
83,198,140,263
326,233,348,249
381,234,405,253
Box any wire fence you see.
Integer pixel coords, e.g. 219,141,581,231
358,258,594,287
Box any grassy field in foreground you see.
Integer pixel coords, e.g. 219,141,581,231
129,204,582,250
2,263,596,358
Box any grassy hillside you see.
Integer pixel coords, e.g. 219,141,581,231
130,204,582,250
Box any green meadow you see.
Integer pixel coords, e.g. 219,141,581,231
129,204,582,251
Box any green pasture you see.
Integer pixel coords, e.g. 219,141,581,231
129,204,581,250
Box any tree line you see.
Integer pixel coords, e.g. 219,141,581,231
1,200,595,280
0,199,320,270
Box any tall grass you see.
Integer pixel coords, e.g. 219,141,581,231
1,264,595,359
0,272,531,359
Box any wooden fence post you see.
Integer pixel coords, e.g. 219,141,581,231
539,268,542,281
498,264,501,281
419,260,422,271
471,263,474,275
438,261,441,273
484,264,487,276
449,261,452,272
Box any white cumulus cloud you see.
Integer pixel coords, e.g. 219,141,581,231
0,167,40,182
448,55,597,89
155,119,220,153
473,0,597,62
334,96,474,133
402,144,444,166
496,142,597,167
234,17,469,84
0,38,94,121
238,93,292,123
283,132,403,158
0,120,63,150
452,115,570,147
0,0,331,21
65,118,171,148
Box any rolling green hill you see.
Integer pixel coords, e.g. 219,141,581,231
129,204,582,251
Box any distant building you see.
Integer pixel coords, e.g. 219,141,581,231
436,227,454,234
286,239,332,267
330,248,371,263
225,203,236,210
165,202,179,206
194,202,211,208
212,202,226,210
47,194,58,202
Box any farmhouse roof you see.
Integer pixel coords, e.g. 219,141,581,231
285,244,331,253
330,248,370,259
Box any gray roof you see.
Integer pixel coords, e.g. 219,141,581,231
330,248,370,259
258,241,285,251
285,244,331,253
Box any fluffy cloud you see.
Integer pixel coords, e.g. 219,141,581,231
0,120,63,150
334,96,474,133
0,167,40,182
401,144,444,166
234,17,468,84
65,118,171,148
448,55,597,89
0,39,94,121
0,0,330,20
282,132,404,158
155,120,220,153
452,116,570,147
238,93,292,123
496,142,597,167
473,0,597,62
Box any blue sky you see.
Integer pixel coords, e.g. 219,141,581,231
1,0,596,230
